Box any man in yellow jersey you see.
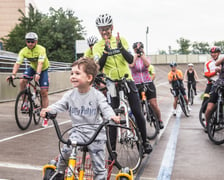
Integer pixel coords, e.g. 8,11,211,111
7,32,50,127
93,13,152,154
84,35,98,59
168,62,190,116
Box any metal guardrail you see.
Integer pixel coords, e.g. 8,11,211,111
0,55,72,73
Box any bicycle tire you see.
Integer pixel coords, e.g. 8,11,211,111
142,101,159,140
15,90,33,130
199,99,209,129
106,117,143,174
207,104,224,145
179,94,190,117
189,88,194,105
33,89,42,125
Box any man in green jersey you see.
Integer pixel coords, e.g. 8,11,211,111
93,13,152,154
7,32,50,127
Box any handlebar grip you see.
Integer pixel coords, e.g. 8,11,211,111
119,119,126,124
8,77,16,87
45,111,57,119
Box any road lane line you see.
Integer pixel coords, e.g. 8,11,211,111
0,120,71,143
0,161,42,171
157,110,181,180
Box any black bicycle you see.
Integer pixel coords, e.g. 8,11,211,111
170,80,190,117
8,76,42,130
138,83,160,140
188,81,195,105
207,80,224,145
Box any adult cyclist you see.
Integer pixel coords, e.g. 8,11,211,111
129,41,164,129
6,32,50,128
168,62,190,116
184,63,199,99
202,47,221,106
92,13,152,154
205,47,224,128
84,35,98,59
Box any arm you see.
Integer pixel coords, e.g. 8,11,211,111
184,70,188,81
141,53,150,67
215,56,224,66
194,70,199,81
129,54,138,68
120,48,133,64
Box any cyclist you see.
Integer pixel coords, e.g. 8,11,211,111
168,62,190,116
202,47,221,106
92,13,153,154
205,47,224,128
40,57,120,180
84,35,98,59
148,64,156,81
184,63,199,99
129,41,164,129
6,32,50,128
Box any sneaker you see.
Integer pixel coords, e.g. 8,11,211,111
172,109,176,116
159,121,164,129
143,141,153,154
188,105,192,111
42,118,48,128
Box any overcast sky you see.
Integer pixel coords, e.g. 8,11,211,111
34,0,224,54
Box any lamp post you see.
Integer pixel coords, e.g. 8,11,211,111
146,26,149,56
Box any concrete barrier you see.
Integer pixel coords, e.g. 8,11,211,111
0,71,72,102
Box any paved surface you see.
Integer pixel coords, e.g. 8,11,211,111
0,64,224,180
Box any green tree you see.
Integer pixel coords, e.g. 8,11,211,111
1,4,85,62
176,37,191,54
214,41,224,53
192,41,209,54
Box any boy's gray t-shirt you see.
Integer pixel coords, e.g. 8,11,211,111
49,87,115,140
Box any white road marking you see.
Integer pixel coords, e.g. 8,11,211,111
0,120,71,143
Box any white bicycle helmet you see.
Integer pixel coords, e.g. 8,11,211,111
188,63,194,67
87,36,98,46
96,14,113,27
25,32,38,40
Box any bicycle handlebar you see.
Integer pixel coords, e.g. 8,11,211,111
8,76,40,88
45,112,130,147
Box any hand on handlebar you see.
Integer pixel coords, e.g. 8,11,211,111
40,108,52,118
111,115,121,124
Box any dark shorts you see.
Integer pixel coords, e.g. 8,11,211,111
23,67,49,89
136,82,157,100
204,83,212,94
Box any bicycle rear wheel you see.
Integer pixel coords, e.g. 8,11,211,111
207,104,224,145
106,117,143,174
15,90,33,130
142,102,159,140
199,99,209,129
33,90,42,125
179,94,190,117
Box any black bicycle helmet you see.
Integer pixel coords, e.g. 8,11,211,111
132,42,144,49
210,46,221,53
170,62,177,67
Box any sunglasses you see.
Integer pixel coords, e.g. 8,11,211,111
98,26,111,32
26,40,35,44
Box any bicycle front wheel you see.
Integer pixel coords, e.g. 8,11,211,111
33,90,42,125
143,102,159,140
179,94,190,117
189,88,194,105
207,104,224,145
106,117,143,174
199,99,209,129
15,90,33,130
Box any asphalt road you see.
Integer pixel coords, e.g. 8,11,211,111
0,64,224,180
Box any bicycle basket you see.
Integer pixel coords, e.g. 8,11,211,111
66,155,115,180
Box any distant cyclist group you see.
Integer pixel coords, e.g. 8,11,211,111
5,12,224,179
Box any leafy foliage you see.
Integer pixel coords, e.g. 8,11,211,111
1,4,85,62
